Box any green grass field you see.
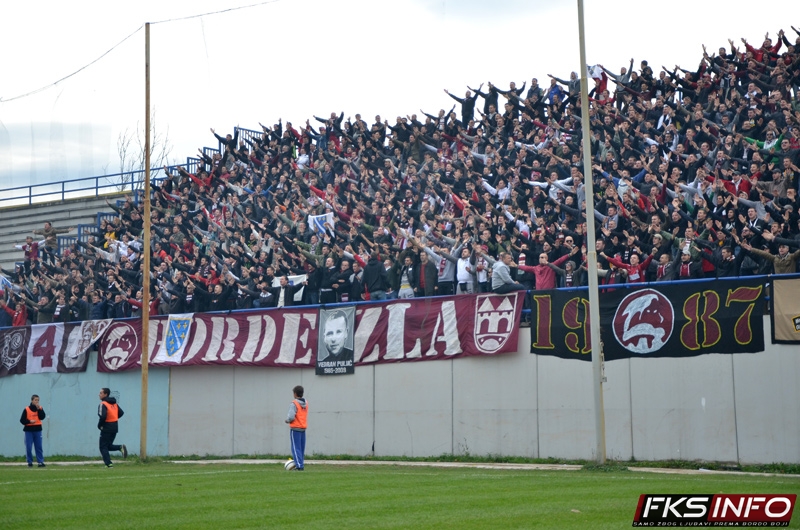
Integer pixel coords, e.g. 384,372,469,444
1,462,799,529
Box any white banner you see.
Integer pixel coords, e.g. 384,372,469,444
27,324,64,374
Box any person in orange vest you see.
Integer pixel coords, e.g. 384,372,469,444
20,394,46,467
284,385,308,471
98,388,127,468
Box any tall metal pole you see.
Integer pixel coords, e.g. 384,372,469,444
577,0,606,464
140,22,151,461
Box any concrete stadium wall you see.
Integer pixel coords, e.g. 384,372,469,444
167,317,800,464
1,319,797,464
0,351,170,458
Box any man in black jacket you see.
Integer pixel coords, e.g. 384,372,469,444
237,282,275,309
694,244,745,278
98,388,127,468
444,87,480,124
319,257,339,304
362,252,388,301
415,251,438,297
269,276,306,308
331,260,352,303
20,394,46,467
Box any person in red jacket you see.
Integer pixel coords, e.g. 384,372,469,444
517,245,580,290
1,298,28,327
741,31,783,63
599,247,657,283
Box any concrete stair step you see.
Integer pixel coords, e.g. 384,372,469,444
0,193,127,271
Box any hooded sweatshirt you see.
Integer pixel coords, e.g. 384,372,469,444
286,398,307,431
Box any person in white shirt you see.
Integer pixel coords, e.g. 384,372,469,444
270,276,306,308
455,247,474,294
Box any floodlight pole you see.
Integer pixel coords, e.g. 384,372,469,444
576,0,606,464
140,22,151,462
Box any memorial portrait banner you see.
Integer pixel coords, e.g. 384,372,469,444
97,292,524,372
771,278,800,344
316,306,356,375
529,279,765,361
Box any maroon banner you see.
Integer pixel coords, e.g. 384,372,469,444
97,292,524,372
0,327,30,377
0,321,112,378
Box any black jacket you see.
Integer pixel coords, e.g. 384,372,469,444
20,404,46,432
362,257,388,293
98,397,124,432
415,260,439,297
269,283,304,307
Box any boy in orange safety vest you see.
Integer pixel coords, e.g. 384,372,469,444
285,385,308,471
20,394,46,467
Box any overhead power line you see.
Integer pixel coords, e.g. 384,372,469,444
150,0,281,25
0,0,281,103
0,25,143,103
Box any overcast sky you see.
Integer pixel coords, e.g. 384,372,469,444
0,0,791,188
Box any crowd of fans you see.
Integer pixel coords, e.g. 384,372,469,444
3,28,800,327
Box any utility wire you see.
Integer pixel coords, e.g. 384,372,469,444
0,25,143,103
150,0,281,25
0,0,281,103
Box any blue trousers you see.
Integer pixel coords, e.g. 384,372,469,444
25,431,44,465
370,290,387,301
290,429,306,470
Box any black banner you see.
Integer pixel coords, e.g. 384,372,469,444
530,279,765,361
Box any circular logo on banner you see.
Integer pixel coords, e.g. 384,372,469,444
1,329,26,370
612,289,674,354
102,323,139,370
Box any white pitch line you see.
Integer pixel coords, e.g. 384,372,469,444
0,468,250,486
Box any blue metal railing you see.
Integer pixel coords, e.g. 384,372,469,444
0,168,170,208
236,127,263,149
0,126,266,208
0,172,142,208
186,157,202,175
56,236,77,251
0,145,234,209
77,224,96,244
97,212,117,225
203,147,219,161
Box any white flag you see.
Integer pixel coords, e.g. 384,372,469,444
153,314,193,364
308,212,334,236
62,319,113,371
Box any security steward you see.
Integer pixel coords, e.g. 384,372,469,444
98,388,127,467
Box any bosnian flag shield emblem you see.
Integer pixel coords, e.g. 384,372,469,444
154,314,193,364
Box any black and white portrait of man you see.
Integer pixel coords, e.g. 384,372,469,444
316,307,355,375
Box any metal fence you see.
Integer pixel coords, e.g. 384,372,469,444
0,125,258,208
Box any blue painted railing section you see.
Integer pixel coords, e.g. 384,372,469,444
0,126,256,207
0,126,272,207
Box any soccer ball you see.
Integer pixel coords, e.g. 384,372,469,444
284,459,296,471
